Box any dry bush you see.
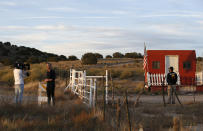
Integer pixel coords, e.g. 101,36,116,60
86,68,104,76
26,63,47,82
72,111,94,126
120,70,134,79
0,67,14,87
51,60,82,69
110,69,122,78
112,80,144,94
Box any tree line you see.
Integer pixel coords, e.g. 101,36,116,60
0,41,143,65
81,52,143,65
0,41,69,65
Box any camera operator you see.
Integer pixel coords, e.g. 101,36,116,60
13,63,30,104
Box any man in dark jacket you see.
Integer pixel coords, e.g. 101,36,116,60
167,67,177,104
45,63,56,106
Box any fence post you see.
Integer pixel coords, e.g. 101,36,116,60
65,70,68,87
116,98,121,130
106,70,108,104
72,69,76,92
38,83,41,105
110,70,114,106
84,70,86,99
103,76,106,121
125,90,131,131
162,80,166,107
89,79,93,107
192,78,196,103
93,79,97,108
174,88,183,107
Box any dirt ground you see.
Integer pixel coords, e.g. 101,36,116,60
1,85,203,105
128,94,203,104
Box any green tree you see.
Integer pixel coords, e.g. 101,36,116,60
4,42,11,46
106,55,112,59
60,55,67,60
81,53,97,65
94,53,103,59
68,55,78,61
113,52,124,58
124,52,143,58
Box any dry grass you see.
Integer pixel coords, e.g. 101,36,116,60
98,101,203,131
0,90,113,131
97,58,136,64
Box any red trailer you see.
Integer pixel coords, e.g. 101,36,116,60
144,50,203,91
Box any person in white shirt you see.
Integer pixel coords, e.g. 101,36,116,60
13,64,28,104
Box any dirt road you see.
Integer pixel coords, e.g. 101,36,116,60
114,94,203,104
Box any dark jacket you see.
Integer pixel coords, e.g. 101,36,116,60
167,72,177,85
46,69,55,88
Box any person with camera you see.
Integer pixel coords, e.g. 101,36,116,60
45,63,56,106
167,67,178,104
13,63,29,104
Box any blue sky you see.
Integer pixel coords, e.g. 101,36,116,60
0,0,203,57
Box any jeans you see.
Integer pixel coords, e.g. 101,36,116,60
167,85,176,104
15,84,24,104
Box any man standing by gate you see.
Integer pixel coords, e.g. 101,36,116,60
45,63,56,106
167,67,177,104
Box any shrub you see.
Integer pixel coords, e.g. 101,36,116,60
1,58,13,66
105,55,112,59
68,55,78,61
197,57,203,61
59,55,67,60
94,53,103,59
125,52,143,58
26,64,47,82
0,68,14,87
86,69,104,76
81,53,97,65
113,52,124,58
110,70,122,78
120,70,134,79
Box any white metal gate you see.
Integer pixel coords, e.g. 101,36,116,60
65,69,108,107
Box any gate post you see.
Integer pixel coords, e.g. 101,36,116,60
84,70,86,98
106,70,108,104
72,69,76,93
93,79,97,108
89,79,93,107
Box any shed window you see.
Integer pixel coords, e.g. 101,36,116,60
152,61,160,69
183,61,191,69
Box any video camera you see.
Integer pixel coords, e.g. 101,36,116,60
14,62,30,70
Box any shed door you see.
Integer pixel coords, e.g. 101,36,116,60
165,55,179,74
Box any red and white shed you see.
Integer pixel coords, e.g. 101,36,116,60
144,50,203,91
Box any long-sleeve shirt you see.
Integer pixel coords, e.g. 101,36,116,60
46,69,56,88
